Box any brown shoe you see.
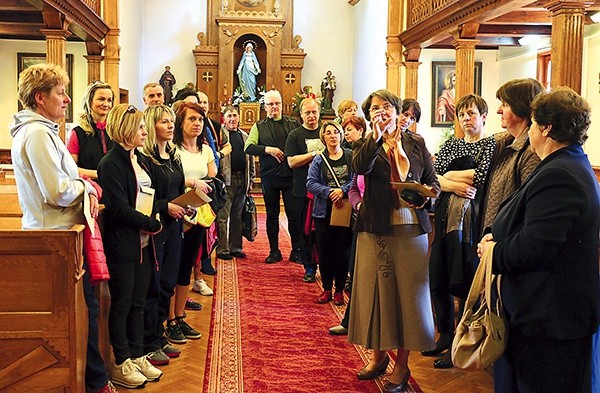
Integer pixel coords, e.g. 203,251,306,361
357,354,390,380
382,369,411,393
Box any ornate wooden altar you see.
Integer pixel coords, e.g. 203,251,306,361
193,0,306,119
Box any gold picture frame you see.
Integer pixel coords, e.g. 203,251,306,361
431,61,482,128
17,53,74,122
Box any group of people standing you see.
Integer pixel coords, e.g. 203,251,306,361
318,81,598,393
10,64,255,392
9,61,599,393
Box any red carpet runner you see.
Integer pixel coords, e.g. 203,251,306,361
203,214,423,392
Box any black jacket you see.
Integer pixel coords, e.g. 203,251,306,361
491,144,600,339
98,143,162,264
352,132,440,235
72,124,114,170
143,148,186,226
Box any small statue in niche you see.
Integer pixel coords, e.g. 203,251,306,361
236,42,261,102
159,66,176,105
320,70,336,112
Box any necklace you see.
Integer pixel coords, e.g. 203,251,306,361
164,158,174,173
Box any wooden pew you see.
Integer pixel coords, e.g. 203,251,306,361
0,185,21,229
0,224,87,392
0,184,114,380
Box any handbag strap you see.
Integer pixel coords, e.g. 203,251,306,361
465,244,502,312
320,152,342,188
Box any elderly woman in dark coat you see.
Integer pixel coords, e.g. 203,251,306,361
478,87,600,393
348,90,440,393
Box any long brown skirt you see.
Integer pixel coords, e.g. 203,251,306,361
348,225,435,351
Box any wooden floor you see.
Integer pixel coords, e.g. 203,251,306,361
115,268,493,393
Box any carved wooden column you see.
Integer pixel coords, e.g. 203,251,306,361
386,0,404,95
386,36,403,95
85,41,105,84
402,47,421,100
451,23,479,138
103,0,120,104
546,1,591,93
40,12,71,142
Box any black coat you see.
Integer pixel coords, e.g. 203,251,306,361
98,144,162,264
352,131,440,235
491,144,600,339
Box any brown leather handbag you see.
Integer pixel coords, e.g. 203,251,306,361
320,152,351,227
451,244,507,371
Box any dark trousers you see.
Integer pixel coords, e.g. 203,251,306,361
295,195,316,269
217,172,246,254
494,328,593,393
83,263,109,390
340,230,358,328
107,246,152,365
144,220,182,352
261,175,298,253
314,210,352,292
178,225,206,286
430,290,458,335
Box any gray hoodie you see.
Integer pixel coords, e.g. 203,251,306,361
10,109,94,229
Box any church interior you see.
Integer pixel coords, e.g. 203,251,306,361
1,0,600,392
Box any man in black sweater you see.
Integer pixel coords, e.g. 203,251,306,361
244,90,300,263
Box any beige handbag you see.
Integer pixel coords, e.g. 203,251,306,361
451,244,507,371
320,152,351,227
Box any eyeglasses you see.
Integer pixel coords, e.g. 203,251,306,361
264,102,282,107
369,103,394,113
126,104,137,113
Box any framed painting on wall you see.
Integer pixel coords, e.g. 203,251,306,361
17,53,74,122
431,61,482,128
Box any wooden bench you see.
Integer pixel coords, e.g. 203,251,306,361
0,185,112,391
0,224,87,392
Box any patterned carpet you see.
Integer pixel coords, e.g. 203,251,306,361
203,214,423,392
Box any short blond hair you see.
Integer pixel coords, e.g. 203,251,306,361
106,103,144,145
337,99,357,117
18,63,70,110
300,97,320,113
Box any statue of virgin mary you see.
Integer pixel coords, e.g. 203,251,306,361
236,42,261,101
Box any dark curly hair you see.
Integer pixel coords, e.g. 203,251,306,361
531,87,590,145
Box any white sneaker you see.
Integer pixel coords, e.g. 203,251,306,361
109,358,147,388
131,355,163,382
192,279,213,296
